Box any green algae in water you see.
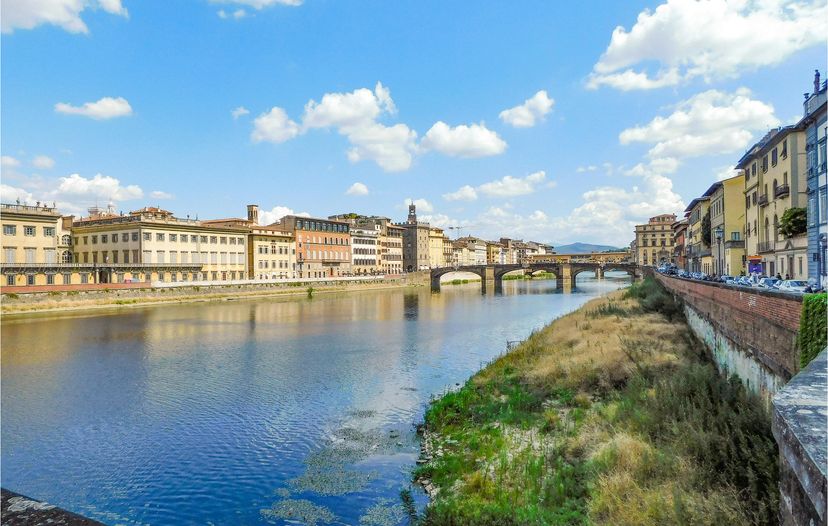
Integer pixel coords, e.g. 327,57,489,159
287,467,377,496
358,498,406,526
260,499,336,526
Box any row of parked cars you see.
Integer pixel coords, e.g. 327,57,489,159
655,265,822,294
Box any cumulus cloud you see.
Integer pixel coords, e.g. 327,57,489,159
1,156,21,170
32,155,55,170
258,205,309,225
404,198,434,213
443,185,478,202
443,171,548,201
2,0,129,34
214,0,303,9
150,190,174,199
478,171,546,197
0,184,35,204
499,90,554,128
57,173,143,201
232,106,250,119
251,107,300,143
619,88,779,159
421,121,507,158
587,0,827,90
55,96,133,120
345,182,369,196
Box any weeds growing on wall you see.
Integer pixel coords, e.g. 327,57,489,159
798,293,827,368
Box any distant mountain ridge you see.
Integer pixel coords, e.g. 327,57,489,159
552,242,624,254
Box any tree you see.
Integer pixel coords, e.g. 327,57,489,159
779,207,807,237
701,210,712,246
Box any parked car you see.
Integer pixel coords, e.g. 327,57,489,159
757,277,780,289
776,280,809,294
736,276,753,287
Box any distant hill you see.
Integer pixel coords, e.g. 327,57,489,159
552,242,624,254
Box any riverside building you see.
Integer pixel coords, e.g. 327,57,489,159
707,173,747,276
801,70,827,287
634,214,677,267
71,205,247,283
399,203,430,272
1,202,73,286
277,215,351,278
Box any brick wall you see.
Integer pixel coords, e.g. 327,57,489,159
654,273,803,381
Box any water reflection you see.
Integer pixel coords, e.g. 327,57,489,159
1,276,629,525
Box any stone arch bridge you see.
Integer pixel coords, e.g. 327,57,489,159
430,262,640,292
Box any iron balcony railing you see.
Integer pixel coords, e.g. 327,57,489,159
774,184,790,198
758,194,769,207
724,239,745,249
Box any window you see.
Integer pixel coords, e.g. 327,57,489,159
81,273,89,284
220,236,227,244
44,248,56,264
170,234,177,242
6,275,14,286
781,139,788,159
27,274,34,286
4,247,15,263
46,274,55,285
771,148,778,166
123,250,130,263
143,250,152,262
157,251,166,263
102,234,108,243
122,233,129,242
112,251,119,263
143,232,151,241
44,227,55,237
751,163,756,176
62,273,71,284
156,233,165,241
24,226,35,236
210,236,218,244
821,188,828,223
24,248,35,263
762,155,768,172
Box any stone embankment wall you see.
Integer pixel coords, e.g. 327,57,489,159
653,273,802,399
653,272,826,526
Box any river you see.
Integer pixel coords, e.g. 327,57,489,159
1,274,629,525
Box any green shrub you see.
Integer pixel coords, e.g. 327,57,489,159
624,277,683,321
798,293,827,368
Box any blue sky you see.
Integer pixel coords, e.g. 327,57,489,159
1,0,825,245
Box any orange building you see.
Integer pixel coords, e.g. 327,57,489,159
277,215,351,278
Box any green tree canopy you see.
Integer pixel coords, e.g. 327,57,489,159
779,207,807,238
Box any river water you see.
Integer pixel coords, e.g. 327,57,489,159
1,275,628,525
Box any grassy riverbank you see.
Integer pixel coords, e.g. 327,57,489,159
0,278,423,316
413,277,777,525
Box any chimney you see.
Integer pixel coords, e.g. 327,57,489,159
815,69,821,94
247,204,259,224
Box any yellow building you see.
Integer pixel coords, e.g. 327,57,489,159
633,214,677,267
1,202,74,286
381,223,404,275
486,241,505,265
428,227,449,268
72,206,248,283
707,173,747,276
684,198,711,274
736,126,809,278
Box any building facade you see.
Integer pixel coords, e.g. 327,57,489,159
634,214,677,267
802,71,827,287
1,202,74,286
428,227,449,269
278,215,351,278
672,219,688,270
382,223,404,275
399,204,430,272
708,174,746,276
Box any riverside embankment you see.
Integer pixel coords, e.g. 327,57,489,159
0,273,426,315
414,277,778,525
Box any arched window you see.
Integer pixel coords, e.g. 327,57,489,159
61,251,73,263
773,215,779,241
764,218,770,241
62,234,72,245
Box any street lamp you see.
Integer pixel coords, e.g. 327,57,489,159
714,226,724,276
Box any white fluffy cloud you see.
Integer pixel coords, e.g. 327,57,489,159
421,121,506,158
404,198,434,213
0,184,34,204
443,171,548,201
442,185,478,202
498,90,554,128
619,88,779,158
251,107,300,143
258,205,309,225
32,155,55,169
214,0,302,9
478,171,546,197
1,156,21,169
232,106,250,119
57,173,143,201
55,96,133,120
587,0,827,90
345,182,369,196
150,190,174,199
218,8,247,19
576,165,598,173
2,0,128,34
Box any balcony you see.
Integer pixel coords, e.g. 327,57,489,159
774,184,790,198
758,241,774,253
758,194,769,207
724,239,745,249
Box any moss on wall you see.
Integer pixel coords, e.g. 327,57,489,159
798,293,827,368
